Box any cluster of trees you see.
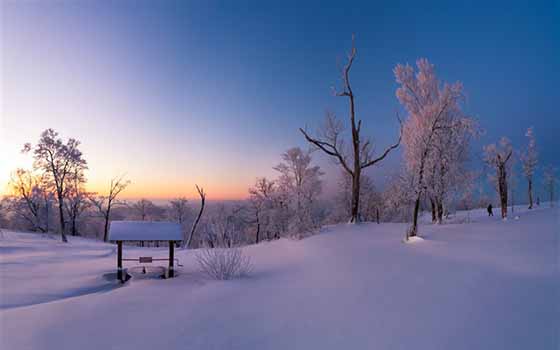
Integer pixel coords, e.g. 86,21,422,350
1,129,133,242
483,127,558,220
393,59,477,238
2,37,558,244
248,147,323,243
190,147,325,249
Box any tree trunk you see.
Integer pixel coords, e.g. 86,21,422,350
430,198,436,223
409,150,429,238
57,192,68,242
528,179,533,209
498,168,508,219
103,215,110,242
45,200,50,233
437,200,443,224
376,208,380,224
255,212,260,244
350,169,361,223
410,195,421,238
71,216,77,236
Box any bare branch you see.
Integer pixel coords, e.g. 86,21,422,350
184,185,206,248
361,113,403,169
299,128,353,175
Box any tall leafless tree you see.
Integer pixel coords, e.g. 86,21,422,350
184,185,206,248
300,36,401,223
89,175,130,242
484,138,513,219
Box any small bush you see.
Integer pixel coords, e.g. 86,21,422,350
195,248,252,280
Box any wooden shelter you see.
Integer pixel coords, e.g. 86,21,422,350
108,221,183,282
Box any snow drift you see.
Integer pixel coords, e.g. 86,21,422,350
0,206,558,350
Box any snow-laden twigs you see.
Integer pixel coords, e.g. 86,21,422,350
195,248,252,280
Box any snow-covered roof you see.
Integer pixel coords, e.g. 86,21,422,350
108,221,183,241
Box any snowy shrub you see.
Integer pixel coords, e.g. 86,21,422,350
195,248,252,280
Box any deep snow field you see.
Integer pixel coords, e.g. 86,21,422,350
1,205,558,350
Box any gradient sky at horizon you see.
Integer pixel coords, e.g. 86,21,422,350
1,0,559,201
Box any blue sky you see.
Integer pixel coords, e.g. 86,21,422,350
2,0,558,200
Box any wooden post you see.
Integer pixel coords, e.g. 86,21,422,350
117,240,123,282
168,241,175,278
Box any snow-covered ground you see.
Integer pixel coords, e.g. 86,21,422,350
1,205,558,350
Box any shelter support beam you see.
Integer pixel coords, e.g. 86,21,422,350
117,241,123,282
168,241,175,278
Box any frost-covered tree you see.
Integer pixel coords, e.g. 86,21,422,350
461,173,476,221
22,129,87,242
199,204,247,248
133,198,160,221
483,137,513,219
543,165,557,207
395,59,467,237
509,167,518,213
169,197,191,224
248,177,276,243
382,169,416,223
425,113,476,224
521,127,538,209
89,175,130,242
300,36,401,223
6,169,51,232
274,147,323,235
64,167,91,236
0,200,9,230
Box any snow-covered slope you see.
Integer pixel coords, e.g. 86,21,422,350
1,206,558,350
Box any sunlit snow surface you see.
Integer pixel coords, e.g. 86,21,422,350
1,205,558,350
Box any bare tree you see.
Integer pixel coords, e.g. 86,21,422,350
300,36,401,223
543,165,557,207
169,197,191,224
132,198,157,221
6,169,50,232
248,177,276,243
184,185,206,248
201,204,247,248
64,168,91,236
484,137,514,219
23,129,87,242
333,170,380,223
0,200,9,231
521,127,538,209
89,175,130,242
